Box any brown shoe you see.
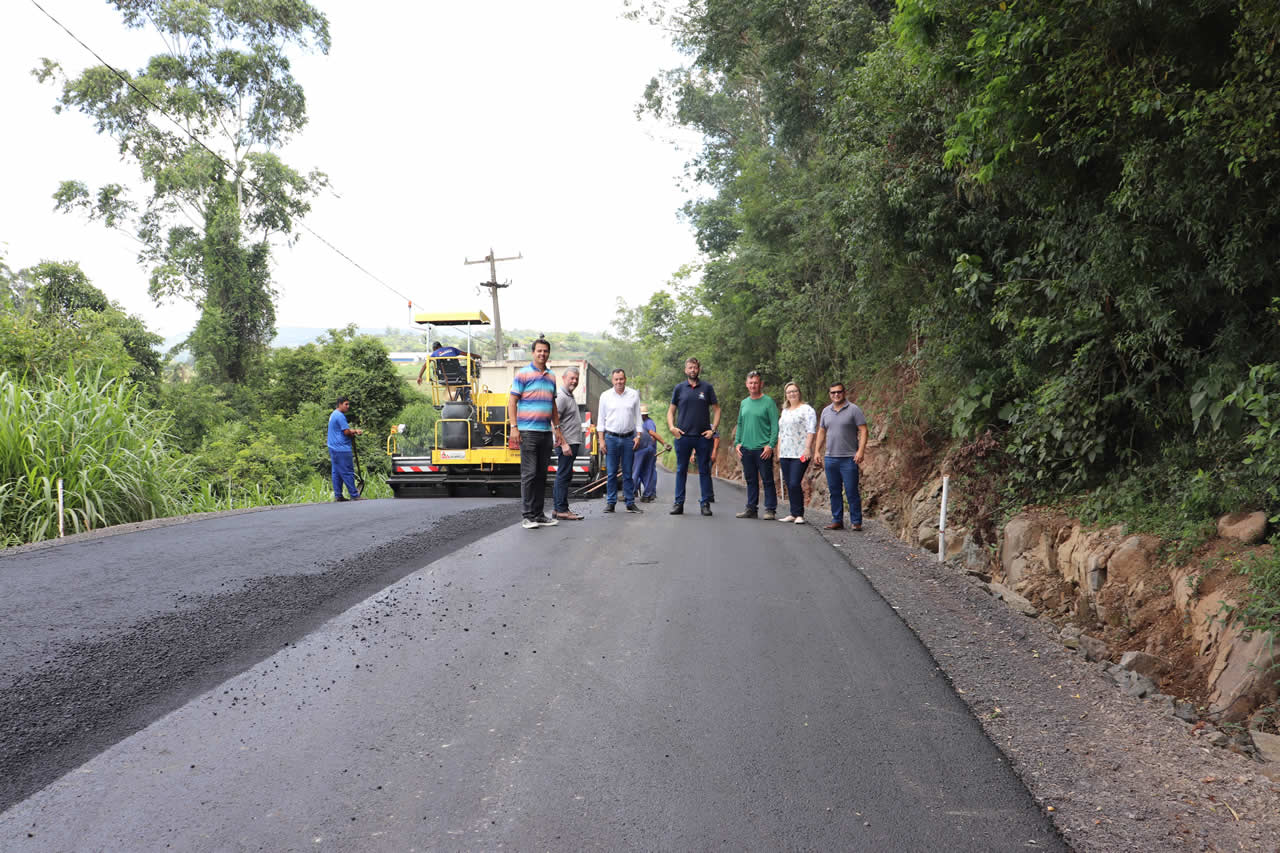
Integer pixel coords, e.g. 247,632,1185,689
554,510,584,521
850,523,863,531
824,522,843,530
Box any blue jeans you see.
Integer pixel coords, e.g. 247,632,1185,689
553,442,580,512
330,448,358,498
824,456,862,525
632,445,657,498
739,448,777,512
780,457,809,517
673,433,713,506
604,433,636,506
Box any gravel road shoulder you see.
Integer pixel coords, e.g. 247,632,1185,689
817,514,1280,852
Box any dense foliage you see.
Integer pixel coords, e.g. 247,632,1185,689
624,0,1280,512
0,254,413,545
0,260,162,395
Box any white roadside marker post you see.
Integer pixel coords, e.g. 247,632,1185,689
57,478,64,538
937,475,949,563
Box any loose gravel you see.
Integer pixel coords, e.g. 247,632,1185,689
816,512,1280,852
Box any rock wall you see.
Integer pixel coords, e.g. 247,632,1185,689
994,511,1278,722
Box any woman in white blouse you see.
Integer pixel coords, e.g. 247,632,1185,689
776,381,817,523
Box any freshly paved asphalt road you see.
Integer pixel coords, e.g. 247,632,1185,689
0,475,1064,851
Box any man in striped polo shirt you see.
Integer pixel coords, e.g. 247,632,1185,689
507,338,563,529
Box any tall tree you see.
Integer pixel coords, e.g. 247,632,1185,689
37,0,330,384
0,260,163,393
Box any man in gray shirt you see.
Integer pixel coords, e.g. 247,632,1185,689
552,367,585,520
814,381,868,531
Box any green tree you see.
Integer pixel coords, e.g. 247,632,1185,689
317,326,407,438
0,260,162,394
28,261,163,390
635,0,1280,493
158,379,233,453
893,0,1280,484
0,255,20,310
38,0,330,384
261,342,327,417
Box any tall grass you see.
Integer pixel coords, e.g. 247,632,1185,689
183,473,390,512
0,370,401,549
0,369,191,544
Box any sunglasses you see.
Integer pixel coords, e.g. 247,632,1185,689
829,390,844,395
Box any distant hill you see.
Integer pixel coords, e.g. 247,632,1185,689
162,326,428,353
159,326,617,362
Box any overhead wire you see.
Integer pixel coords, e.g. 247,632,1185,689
28,0,424,313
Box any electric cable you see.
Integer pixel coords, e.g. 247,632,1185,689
28,0,424,312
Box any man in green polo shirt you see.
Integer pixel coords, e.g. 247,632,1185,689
734,370,779,520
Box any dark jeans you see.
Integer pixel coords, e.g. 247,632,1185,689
780,457,809,517
739,448,777,512
824,456,862,525
330,448,358,498
673,433,713,506
520,430,553,519
604,433,636,506
632,445,657,497
553,442,580,512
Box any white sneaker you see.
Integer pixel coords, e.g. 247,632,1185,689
522,518,538,529
794,516,806,524
778,515,796,523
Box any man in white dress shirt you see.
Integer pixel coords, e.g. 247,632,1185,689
597,368,644,513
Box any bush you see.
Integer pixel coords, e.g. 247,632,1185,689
158,380,234,452
1232,544,1280,639
1224,362,1280,518
317,327,407,435
395,400,439,455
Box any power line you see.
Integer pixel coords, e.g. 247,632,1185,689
28,0,423,313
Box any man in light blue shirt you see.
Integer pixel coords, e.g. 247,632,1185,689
328,396,364,502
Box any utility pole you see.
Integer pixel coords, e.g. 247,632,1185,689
464,248,522,360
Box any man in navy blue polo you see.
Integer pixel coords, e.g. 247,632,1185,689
666,356,720,516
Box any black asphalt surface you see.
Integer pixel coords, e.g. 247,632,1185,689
0,498,517,811
0,474,1064,851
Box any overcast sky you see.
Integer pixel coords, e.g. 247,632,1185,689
1,1,705,339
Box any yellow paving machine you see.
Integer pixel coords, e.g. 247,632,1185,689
386,311,603,497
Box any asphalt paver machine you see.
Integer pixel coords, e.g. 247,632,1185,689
386,311,599,497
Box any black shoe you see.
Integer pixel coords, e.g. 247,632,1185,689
735,509,758,519
669,504,683,515
625,503,642,513
604,504,616,513
334,496,349,502
701,504,713,516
